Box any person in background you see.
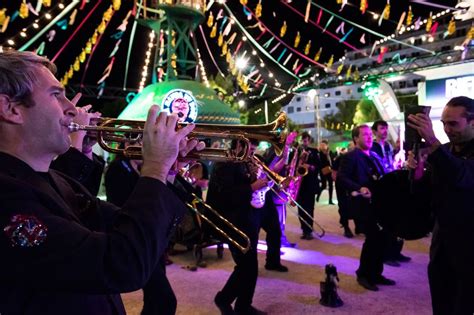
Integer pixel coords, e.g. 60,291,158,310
371,120,411,267
316,139,335,205
406,96,474,315
337,125,395,291
207,139,267,315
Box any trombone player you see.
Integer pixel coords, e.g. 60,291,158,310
207,139,268,315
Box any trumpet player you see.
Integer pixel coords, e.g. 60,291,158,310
0,50,203,314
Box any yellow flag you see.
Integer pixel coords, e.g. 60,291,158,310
425,12,432,33
255,1,262,18
354,67,360,81
19,1,29,19
240,0,248,5
345,64,352,79
336,63,344,75
113,0,121,11
280,21,287,37
304,40,311,55
326,54,334,69
73,58,80,72
210,23,217,38
207,12,214,28
79,49,86,63
314,47,322,62
383,3,390,20
447,17,456,36
42,0,51,7
406,6,413,26
218,33,223,47
294,32,301,48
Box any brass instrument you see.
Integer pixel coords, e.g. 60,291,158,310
69,112,288,161
251,155,325,238
172,173,251,254
184,192,251,254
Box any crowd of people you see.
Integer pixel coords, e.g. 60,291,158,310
0,50,472,315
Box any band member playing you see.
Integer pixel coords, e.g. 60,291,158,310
317,139,335,205
371,120,411,266
337,125,395,291
207,139,267,315
295,132,321,240
0,50,201,314
406,96,474,315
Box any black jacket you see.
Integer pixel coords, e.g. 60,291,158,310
336,148,385,193
427,140,474,264
0,152,186,315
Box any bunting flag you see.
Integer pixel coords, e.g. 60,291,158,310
345,65,352,79
425,12,432,32
304,0,311,23
314,47,322,61
280,20,287,37
293,31,301,48
207,11,214,27
360,33,366,44
210,22,217,37
406,6,413,26
396,11,406,33
255,0,262,18
43,0,52,7
19,1,29,19
377,46,388,63
414,17,421,30
446,17,456,36
339,27,353,42
336,62,344,74
304,40,311,55
429,21,439,36
353,67,360,81
316,9,323,24
383,2,390,20
360,0,368,14
326,54,334,69
335,21,345,34
69,9,78,25
322,15,334,33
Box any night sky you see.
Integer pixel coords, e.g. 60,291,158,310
0,0,462,106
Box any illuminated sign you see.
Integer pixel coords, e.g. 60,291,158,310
161,89,198,123
426,75,474,109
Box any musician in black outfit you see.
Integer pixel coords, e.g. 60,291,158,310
407,96,474,315
296,132,321,240
316,139,335,204
207,139,267,315
0,50,200,314
332,147,354,238
371,120,411,267
337,125,395,291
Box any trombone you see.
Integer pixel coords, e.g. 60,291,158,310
251,155,326,238
173,173,250,254
69,112,288,161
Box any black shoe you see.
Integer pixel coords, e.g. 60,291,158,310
384,260,401,267
357,277,379,291
235,306,267,315
265,263,289,272
374,275,396,286
214,292,235,315
300,233,314,240
343,226,354,238
396,253,412,262
329,201,335,205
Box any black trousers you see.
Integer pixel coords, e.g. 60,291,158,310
296,189,316,235
317,174,334,202
217,208,260,311
356,218,389,282
335,183,350,227
259,198,282,266
141,258,176,315
428,245,474,315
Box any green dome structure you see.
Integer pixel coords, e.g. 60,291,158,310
118,1,240,125
119,80,240,124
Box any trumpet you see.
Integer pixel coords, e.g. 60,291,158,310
68,112,288,161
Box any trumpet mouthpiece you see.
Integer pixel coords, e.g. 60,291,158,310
68,122,81,132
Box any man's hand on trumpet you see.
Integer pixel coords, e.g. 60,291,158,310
141,105,204,184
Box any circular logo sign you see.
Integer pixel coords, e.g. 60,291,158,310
161,89,198,123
